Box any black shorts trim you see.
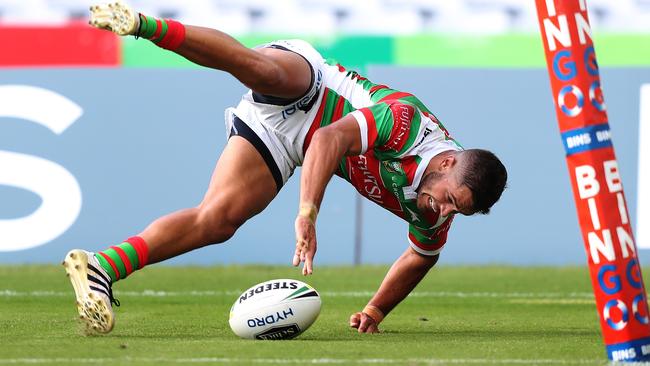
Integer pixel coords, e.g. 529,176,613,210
229,116,283,192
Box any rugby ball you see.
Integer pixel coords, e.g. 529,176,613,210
229,279,321,340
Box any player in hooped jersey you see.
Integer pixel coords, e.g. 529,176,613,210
63,3,507,335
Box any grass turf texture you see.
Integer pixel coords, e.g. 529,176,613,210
0,265,620,365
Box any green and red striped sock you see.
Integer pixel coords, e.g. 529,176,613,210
95,236,149,283
136,14,186,51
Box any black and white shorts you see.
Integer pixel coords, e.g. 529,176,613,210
225,39,326,192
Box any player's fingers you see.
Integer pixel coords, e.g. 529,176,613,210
358,323,380,333
357,317,371,333
357,323,368,333
304,255,313,275
292,246,301,266
300,240,310,262
366,322,379,333
357,314,379,333
293,239,306,266
349,313,361,328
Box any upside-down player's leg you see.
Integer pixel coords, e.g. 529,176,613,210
88,2,311,99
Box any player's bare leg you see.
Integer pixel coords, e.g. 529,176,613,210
137,136,278,263
64,136,278,334
88,2,311,98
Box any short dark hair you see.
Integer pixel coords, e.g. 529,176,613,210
457,149,507,215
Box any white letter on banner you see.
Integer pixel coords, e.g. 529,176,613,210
617,226,635,259
576,165,601,230
575,13,592,45
604,160,622,193
638,84,650,249
588,198,601,230
544,0,557,17
576,165,600,198
543,15,571,51
0,85,82,133
617,193,629,225
588,230,615,264
578,0,587,11
0,85,83,252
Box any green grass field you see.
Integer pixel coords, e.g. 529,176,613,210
0,264,621,365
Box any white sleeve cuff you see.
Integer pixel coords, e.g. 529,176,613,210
407,234,444,256
350,110,369,154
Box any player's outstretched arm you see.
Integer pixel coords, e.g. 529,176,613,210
293,115,364,275
89,2,310,99
350,248,439,333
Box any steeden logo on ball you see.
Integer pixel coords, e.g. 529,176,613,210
229,279,321,340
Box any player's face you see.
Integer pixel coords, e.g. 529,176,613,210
416,171,474,217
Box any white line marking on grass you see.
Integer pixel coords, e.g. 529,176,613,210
0,290,597,300
509,299,595,305
0,358,606,365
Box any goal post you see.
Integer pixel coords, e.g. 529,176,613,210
535,0,650,362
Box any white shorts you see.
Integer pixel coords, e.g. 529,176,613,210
224,39,326,190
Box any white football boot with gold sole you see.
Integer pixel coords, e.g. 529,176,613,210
63,250,119,334
89,2,140,36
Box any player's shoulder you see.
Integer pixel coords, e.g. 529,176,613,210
374,99,423,126
387,100,418,124
377,94,432,116
381,98,417,108
370,100,422,153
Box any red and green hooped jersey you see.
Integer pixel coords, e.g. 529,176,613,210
305,61,463,256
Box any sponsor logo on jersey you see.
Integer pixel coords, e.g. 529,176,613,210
382,161,404,175
385,103,415,152
414,127,433,149
348,154,403,215
354,155,384,205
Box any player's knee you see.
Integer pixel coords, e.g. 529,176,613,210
195,206,244,244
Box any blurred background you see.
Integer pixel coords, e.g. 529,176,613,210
1,0,650,34
0,0,648,266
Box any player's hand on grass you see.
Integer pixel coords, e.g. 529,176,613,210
293,214,317,275
349,312,381,333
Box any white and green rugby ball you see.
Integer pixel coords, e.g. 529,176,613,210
229,279,321,340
